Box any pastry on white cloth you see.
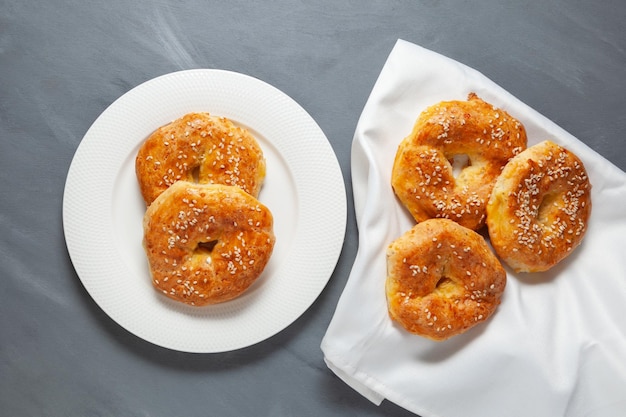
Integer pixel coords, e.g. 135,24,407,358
321,39,626,417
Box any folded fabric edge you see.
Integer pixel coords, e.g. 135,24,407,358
323,355,385,405
323,349,448,417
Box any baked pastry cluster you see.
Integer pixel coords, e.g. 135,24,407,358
386,219,506,341
136,112,266,206
487,140,591,272
387,94,592,340
136,113,275,306
142,181,275,305
392,93,527,231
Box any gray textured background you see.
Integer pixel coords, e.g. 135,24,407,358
1,1,624,416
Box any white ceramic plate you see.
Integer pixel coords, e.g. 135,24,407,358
63,69,347,353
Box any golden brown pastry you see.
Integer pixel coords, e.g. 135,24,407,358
386,218,506,341
142,181,275,306
391,93,527,230
487,140,591,272
136,112,266,206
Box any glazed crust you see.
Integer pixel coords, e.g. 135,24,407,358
136,112,266,206
142,181,275,306
391,93,527,230
487,140,591,273
386,218,506,341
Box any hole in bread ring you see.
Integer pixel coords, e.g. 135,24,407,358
196,239,219,254
143,181,275,306
435,276,453,289
536,191,562,226
449,154,471,178
386,219,506,341
195,239,219,264
391,93,527,230
191,165,201,184
487,140,592,273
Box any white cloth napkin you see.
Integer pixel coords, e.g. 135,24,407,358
321,39,626,417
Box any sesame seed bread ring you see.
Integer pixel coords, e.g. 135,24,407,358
391,93,527,230
386,218,506,341
487,140,591,273
136,112,266,206
142,181,275,306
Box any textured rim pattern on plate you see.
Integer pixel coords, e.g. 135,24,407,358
63,69,347,353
